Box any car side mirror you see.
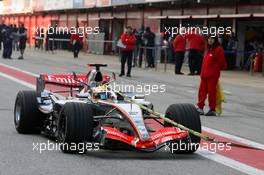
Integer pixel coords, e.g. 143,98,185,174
73,72,77,81
112,72,116,81
72,72,90,88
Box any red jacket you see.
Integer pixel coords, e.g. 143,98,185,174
186,33,205,51
70,34,82,44
201,46,227,78
120,32,136,52
173,34,186,52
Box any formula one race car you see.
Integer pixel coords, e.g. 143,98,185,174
14,64,201,154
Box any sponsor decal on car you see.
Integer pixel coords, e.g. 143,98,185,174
43,74,87,86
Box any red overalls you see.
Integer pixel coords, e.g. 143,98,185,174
197,46,227,111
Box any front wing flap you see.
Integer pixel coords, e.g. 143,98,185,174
101,126,188,151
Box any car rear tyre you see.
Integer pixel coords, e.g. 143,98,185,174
58,102,94,154
164,104,201,154
14,91,45,134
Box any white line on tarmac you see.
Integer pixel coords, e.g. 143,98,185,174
202,126,264,150
0,72,35,89
0,63,264,175
0,62,39,77
197,150,264,175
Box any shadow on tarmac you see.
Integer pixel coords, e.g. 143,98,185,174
83,150,202,160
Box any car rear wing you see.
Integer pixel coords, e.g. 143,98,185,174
36,74,87,93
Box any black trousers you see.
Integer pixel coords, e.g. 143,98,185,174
146,49,154,67
0,40,2,50
225,52,236,70
121,51,133,76
46,39,53,51
175,51,185,74
138,47,144,67
73,43,81,58
188,49,201,74
197,51,203,74
3,40,12,58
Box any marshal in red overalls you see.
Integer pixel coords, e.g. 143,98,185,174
197,46,227,112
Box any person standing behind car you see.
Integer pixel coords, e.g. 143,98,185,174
119,26,136,77
18,23,27,59
143,27,155,68
39,28,45,50
196,33,206,75
12,24,19,51
138,26,145,68
70,30,82,58
186,28,205,75
197,35,227,116
225,32,238,70
173,28,186,75
2,25,13,59
0,21,5,51
133,29,141,67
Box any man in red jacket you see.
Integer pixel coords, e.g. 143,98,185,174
186,28,205,75
173,28,186,75
70,31,83,58
119,26,136,77
197,35,227,116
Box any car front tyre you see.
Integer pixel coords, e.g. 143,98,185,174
57,102,94,154
14,91,45,134
164,104,201,154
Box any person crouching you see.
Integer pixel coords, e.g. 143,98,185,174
197,35,227,116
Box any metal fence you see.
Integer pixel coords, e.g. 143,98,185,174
32,37,264,76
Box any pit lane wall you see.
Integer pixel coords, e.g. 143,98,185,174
0,0,145,14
